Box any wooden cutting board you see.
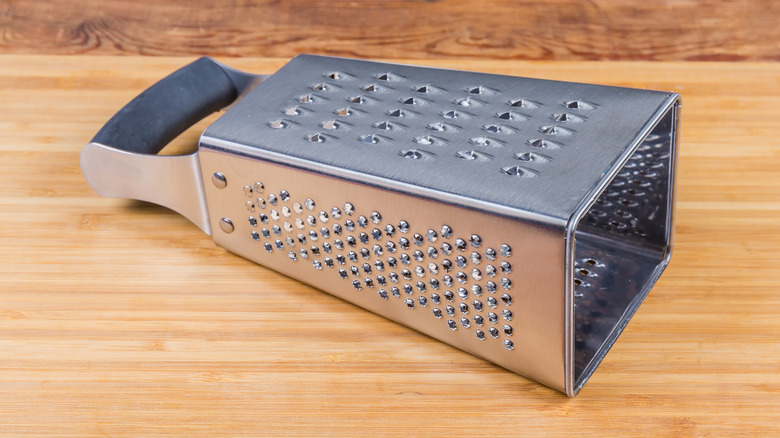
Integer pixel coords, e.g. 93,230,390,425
1,55,779,437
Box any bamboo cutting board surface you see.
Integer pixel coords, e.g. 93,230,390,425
1,56,779,437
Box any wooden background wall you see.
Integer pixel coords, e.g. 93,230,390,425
1,0,778,61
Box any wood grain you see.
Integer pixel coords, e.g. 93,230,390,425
0,0,779,61
1,55,780,436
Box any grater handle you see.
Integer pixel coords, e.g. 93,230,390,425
81,58,268,235
91,57,238,155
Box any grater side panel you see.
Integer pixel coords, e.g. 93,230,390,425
204,54,675,222
199,148,568,392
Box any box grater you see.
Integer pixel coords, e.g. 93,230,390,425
81,55,680,396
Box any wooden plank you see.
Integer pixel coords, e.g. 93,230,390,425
1,55,779,436
0,0,778,61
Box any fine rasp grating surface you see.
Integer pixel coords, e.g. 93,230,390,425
241,183,519,350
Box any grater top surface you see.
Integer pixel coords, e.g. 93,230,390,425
202,55,675,222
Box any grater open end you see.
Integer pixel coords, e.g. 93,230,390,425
571,105,678,393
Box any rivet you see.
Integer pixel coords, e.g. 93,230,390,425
211,172,227,189
219,218,234,233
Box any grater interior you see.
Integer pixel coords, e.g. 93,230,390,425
197,55,680,395
570,108,677,391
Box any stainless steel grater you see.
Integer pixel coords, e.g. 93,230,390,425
81,55,680,396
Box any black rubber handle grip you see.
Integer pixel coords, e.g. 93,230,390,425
91,57,238,155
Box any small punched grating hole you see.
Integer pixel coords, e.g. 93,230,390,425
485,124,514,135
284,106,301,116
496,111,527,121
528,138,562,149
350,96,365,104
514,152,550,163
501,166,537,178
469,137,502,148
403,97,417,105
313,83,326,91
399,149,434,160
415,85,429,93
374,121,393,130
456,150,493,162
306,133,325,143
360,134,381,144
540,125,573,136
552,113,585,123
327,72,342,80
335,107,353,117
509,99,538,109
565,100,595,110
321,120,339,130
414,135,434,146
269,120,289,129
515,152,533,162
388,109,405,117
299,95,314,104
377,72,398,81
455,97,476,107
427,122,459,133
